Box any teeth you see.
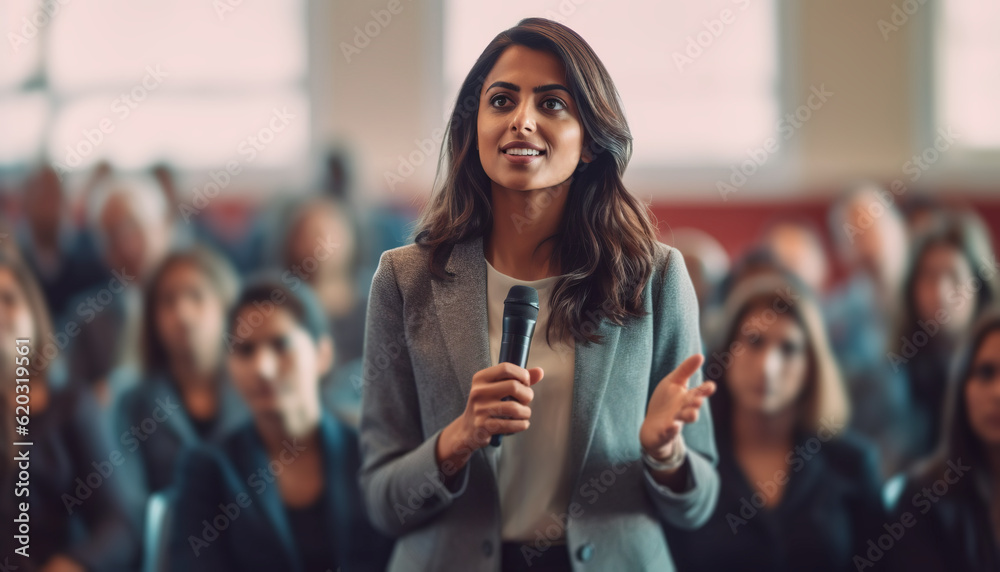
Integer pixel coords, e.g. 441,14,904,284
504,148,541,156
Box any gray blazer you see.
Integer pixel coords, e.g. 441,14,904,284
358,235,719,571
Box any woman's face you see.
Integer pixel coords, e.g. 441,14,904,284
726,305,810,416
0,268,35,361
227,306,330,418
155,262,225,366
914,243,976,334
965,330,1000,447
477,44,589,192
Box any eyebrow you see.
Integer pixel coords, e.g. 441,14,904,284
487,81,571,95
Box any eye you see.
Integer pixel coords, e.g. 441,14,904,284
233,342,254,357
271,336,290,353
780,341,802,358
972,362,998,382
541,97,566,111
490,94,512,108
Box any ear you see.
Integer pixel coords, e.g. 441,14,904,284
316,335,335,378
580,140,595,163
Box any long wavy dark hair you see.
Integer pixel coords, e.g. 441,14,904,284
413,17,659,346
916,308,1000,490
895,209,999,350
0,252,55,479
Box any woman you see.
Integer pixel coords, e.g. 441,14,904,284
894,209,999,463
886,309,1000,571
168,277,392,571
113,246,248,521
359,18,719,571
0,252,137,571
665,270,885,572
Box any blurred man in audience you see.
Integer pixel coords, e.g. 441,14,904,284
825,183,914,477
15,165,105,321
760,218,831,294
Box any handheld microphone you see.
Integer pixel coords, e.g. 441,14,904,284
490,285,539,447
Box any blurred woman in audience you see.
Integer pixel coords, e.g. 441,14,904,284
887,309,1000,571
113,246,248,523
0,253,137,572
168,277,391,571
894,210,1000,462
665,270,884,572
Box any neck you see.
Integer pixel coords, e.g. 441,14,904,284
484,179,570,281
256,405,322,455
732,405,798,450
171,356,218,391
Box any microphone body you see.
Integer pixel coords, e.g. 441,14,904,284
490,285,539,447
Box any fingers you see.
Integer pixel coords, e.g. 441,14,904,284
472,378,534,405
478,362,532,385
691,380,717,398
527,367,544,386
475,399,532,421
663,354,705,388
483,418,531,436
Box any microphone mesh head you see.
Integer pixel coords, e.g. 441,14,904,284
503,285,539,320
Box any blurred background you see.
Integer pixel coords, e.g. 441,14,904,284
2,0,1000,571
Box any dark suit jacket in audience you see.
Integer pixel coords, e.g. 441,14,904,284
886,469,998,572
0,381,138,571
168,412,392,571
113,372,249,520
665,430,885,572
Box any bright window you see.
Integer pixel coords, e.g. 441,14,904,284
443,0,779,168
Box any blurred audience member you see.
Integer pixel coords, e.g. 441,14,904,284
825,183,914,476
113,247,248,527
887,309,1000,572
760,218,830,294
0,252,138,572
666,271,884,572
68,174,179,404
168,277,392,571
671,227,731,332
280,197,368,426
15,165,105,320
893,209,1000,462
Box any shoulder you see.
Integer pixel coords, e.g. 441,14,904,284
819,431,880,481
173,441,229,498
648,241,697,309
372,242,432,291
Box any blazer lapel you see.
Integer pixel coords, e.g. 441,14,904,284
430,236,504,481
318,414,352,566
237,429,303,571
567,319,620,493
431,236,493,406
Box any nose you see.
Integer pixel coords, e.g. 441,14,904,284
509,100,536,134
251,347,279,383
762,347,782,391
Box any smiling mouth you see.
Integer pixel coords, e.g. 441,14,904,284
503,148,545,156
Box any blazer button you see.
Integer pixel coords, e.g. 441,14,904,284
481,540,493,557
576,543,594,562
